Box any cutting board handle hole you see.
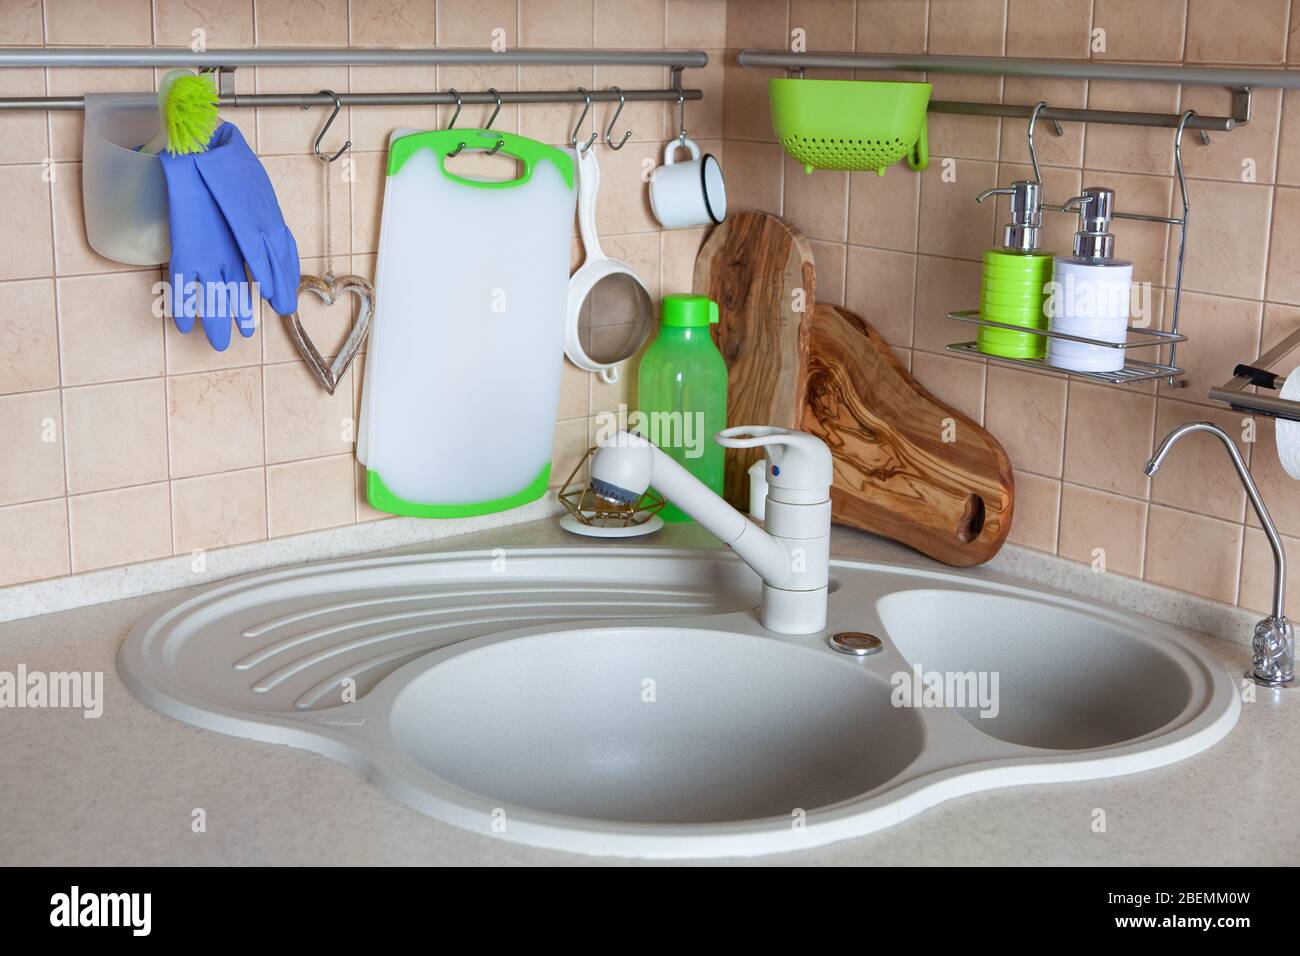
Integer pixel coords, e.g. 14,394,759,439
443,149,524,182
957,494,986,543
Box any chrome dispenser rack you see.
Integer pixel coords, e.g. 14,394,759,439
943,106,1195,387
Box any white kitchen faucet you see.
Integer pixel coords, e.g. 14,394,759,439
590,426,833,634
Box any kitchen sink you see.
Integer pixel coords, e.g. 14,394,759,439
119,546,1239,858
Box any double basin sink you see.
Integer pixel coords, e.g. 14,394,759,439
119,545,1239,857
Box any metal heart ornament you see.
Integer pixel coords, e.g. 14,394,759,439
286,273,374,395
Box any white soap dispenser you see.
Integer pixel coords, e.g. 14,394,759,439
1048,186,1134,373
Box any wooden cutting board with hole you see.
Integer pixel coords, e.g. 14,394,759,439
801,304,1014,566
693,211,815,510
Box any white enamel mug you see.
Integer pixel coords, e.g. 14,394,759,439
649,137,727,229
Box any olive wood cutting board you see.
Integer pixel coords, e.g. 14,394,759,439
801,304,1014,566
693,211,815,510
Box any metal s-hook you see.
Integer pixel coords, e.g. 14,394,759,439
309,89,351,163
1026,101,1048,183
676,89,688,146
446,88,462,129
603,86,631,150
447,88,467,158
485,88,506,156
572,87,597,153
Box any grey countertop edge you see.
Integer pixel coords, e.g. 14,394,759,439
0,502,1261,648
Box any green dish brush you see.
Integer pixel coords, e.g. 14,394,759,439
141,69,220,156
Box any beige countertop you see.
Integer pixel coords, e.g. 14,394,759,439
0,518,1294,866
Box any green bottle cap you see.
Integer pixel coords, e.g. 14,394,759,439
661,293,719,328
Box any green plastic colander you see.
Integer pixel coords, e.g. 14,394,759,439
769,78,931,176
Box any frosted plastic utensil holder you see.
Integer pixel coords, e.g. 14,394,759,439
82,93,171,265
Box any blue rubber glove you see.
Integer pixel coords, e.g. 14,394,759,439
158,147,255,351
193,122,301,316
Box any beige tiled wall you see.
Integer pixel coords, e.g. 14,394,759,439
0,0,725,588
6,0,1297,622
723,0,1300,615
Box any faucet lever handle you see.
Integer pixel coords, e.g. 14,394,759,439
716,426,833,494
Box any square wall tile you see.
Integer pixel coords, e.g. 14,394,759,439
0,500,69,587
1180,178,1271,301
257,0,349,45
172,467,267,553
58,272,166,386
844,245,915,346
1083,81,1180,176
1266,186,1300,303
595,0,665,47
661,226,710,294
1058,483,1147,578
522,0,595,46
912,254,981,354
0,391,65,506
350,0,438,46
783,159,849,242
0,166,52,282
848,165,920,252
167,368,265,478
725,0,787,47
723,141,785,214
64,379,169,494
917,158,998,261
46,0,152,44
927,75,1003,161
1006,0,1091,58
999,78,1087,168
790,0,856,52
910,350,986,425
0,279,59,395
1006,470,1061,553
667,0,726,48
267,454,355,536
983,366,1068,478
1149,399,1250,523
1239,527,1300,614
1144,504,1243,605
855,0,928,53
154,0,256,46
68,482,172,572
438,0,517,45
1242,417,1300,537
1159,292,1261,406
1182,86,1282,184
0,70,49,165
263,361,356,464
1062,382,1155,498
1185,0,1289,63
928,0,1006,55
810,240,846,304
0,0,43,44
1090,0,1185,61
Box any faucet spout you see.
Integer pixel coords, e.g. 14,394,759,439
591,427,833,635
1147,421,1293,686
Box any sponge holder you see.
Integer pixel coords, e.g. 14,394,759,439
82,92,171,265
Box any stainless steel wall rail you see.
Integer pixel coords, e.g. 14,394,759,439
0,47,709,69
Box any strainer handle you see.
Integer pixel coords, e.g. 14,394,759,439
907,119,928,172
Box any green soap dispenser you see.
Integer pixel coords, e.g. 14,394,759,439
637,294,728,522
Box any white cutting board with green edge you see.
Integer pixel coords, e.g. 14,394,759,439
358,128,576,517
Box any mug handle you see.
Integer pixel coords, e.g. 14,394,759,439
663,136,701,165
906,118,928,172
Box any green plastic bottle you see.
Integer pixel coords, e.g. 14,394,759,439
637,294,727,523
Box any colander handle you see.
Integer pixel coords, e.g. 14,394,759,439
906,118,928,172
